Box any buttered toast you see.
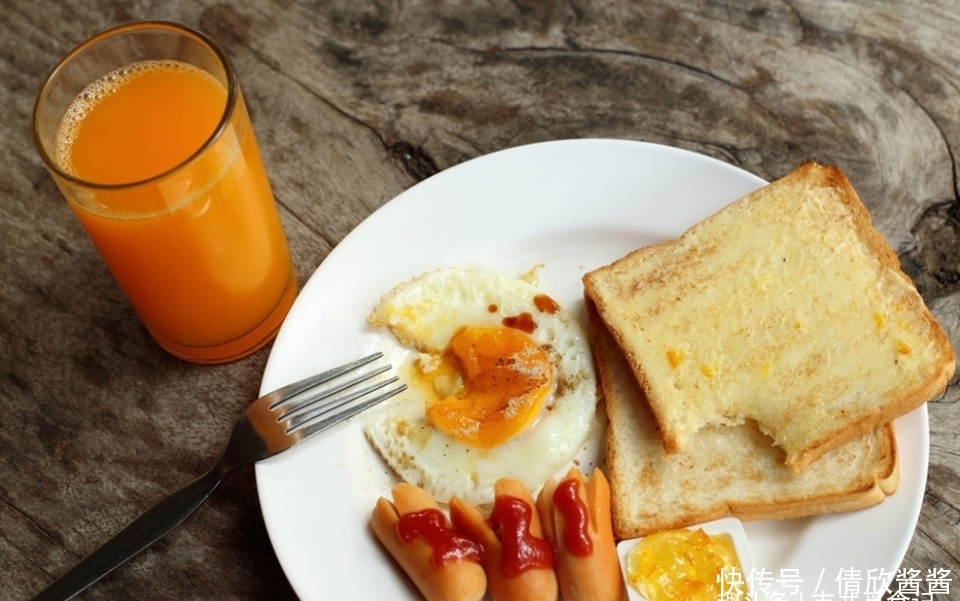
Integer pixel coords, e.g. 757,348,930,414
583,161,954,471
587,299,900,538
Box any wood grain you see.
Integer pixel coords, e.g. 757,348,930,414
1,1,957,600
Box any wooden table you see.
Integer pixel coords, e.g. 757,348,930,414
2,1,957,600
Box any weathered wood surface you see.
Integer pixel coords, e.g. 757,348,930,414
1,1,958,599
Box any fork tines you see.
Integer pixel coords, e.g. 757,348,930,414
270,353,406,437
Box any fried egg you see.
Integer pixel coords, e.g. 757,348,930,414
363,266,598,505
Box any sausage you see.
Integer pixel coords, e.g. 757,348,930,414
370,482,487,601
535,467,623,601
450,478,559,601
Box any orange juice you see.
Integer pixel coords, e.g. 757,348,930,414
53,59,296,362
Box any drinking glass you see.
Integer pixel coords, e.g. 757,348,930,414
33,22,297,364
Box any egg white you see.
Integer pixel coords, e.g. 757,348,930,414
363,266,599,505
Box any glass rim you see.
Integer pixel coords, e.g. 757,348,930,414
31,20,239,191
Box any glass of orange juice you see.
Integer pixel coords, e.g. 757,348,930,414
32,22,297,364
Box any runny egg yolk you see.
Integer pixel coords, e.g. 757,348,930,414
421,326,555,449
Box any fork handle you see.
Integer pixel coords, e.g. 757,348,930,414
30,467,227,601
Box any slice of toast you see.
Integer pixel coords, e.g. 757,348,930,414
583,161,954,471
587,299,900,538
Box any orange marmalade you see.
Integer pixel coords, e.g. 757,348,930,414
625,528,746,601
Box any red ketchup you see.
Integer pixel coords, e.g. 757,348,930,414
397,508,483,570
534,294,561,315
553,479,593,556
489,495,555,576
502,312,537,333
499,294,560,333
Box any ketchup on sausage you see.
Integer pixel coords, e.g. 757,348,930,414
397,508,484,569
553,478,593,556
489,495,555,575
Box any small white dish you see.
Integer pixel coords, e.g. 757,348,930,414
617,517,760,601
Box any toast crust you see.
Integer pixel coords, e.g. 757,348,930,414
584,161,954,471
586,298,900,538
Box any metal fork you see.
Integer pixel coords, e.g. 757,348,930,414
29,352,406,601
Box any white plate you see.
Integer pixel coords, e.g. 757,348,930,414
257,139,927,601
